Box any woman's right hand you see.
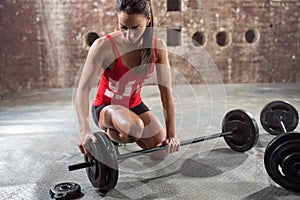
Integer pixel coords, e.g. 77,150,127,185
77,132,97,160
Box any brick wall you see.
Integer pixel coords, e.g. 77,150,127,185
0,0,299,95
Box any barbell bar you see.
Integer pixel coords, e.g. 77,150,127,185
69,130,234,172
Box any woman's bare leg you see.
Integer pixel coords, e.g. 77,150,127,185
136,111,169,159
98,105,144,143
98,106,169,159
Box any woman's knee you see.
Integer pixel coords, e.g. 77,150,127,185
112,106,144,138
100,105,145,142
119,116,144,140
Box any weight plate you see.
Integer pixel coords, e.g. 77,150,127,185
222,109,259,152
49,182,81,200
99,163,119,193
264,132,300,192
281,152,300,180
85,156,119,193
85,132,119,192
87,131,119,169
260,100,299,135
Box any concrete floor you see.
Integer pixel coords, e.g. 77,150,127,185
0,83,299,200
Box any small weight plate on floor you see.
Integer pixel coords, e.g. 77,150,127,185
222,109,259,152
85,131,119,192
49,182,81,200
264,132,300,192
260,100,299,135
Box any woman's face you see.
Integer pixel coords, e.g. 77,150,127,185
117,11,150,45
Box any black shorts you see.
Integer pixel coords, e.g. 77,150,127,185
91,102,150,126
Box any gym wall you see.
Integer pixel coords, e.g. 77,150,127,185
0,0,299,96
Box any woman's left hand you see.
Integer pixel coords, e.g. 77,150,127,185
162,137,180,154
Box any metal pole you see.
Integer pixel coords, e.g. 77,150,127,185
280,120,287,133
68,160,94,171
117,131,233,160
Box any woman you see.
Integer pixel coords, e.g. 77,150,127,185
76,0,180,160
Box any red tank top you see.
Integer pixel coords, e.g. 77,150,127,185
93,34,157,108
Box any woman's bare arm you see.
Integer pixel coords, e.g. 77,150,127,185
75,37,107,155
155,39,176,139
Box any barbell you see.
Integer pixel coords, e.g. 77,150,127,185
68,109,259,193
261,100,300,192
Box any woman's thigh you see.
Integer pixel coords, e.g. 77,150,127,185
97,105,166,149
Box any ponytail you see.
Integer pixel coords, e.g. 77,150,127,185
141,0,154,74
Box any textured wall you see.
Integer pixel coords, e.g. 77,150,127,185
0,0,299,95
159,0,300,84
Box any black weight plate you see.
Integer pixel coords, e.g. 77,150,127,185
260,100,299,135
49,182,81,200
87,131,119,169
98,164,119,193
281,152,300,180
85,132,119,192
85,155,104,188
84,132,118,191
84,156,119,193
222,109,259,152
264,132,300,192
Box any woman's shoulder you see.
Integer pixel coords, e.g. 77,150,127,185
87,32,122,64
154,37,167,51
153,37,169,64
107,30,123,38
154,37,168,60
91,31,122,48
89,36,108,51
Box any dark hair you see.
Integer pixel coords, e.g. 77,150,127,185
115,0,154,74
